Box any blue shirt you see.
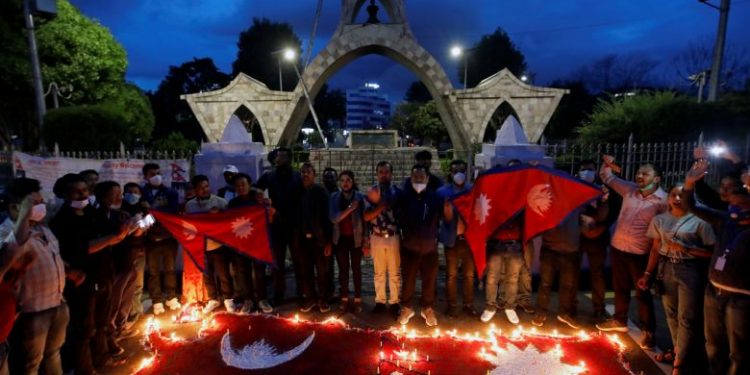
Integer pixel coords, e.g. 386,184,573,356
437,182,472,247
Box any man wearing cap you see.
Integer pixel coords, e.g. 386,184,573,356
218,165,239,201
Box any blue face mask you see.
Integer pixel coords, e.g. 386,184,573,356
728,205,750,222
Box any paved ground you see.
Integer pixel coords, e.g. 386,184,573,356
105,256,670,374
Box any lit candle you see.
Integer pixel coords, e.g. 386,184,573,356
426,354,429,362
397,359,400,367
379,351,384,361
409,364,412,371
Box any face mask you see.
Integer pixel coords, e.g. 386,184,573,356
29,203,47,222
728,205,750,221
412,183,427,193
70,199,89,209
640,182,656,193
453,172,467,186
124,193,141,205
148,175,163,187
109,203,122,210
578,170,595,183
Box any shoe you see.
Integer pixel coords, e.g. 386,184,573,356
398,307,415,325
203,299,221,314
640,331,655,350
319,301,331,313
462,305,479,317
372,303,387,313
518,302,536,314
152,303,165,315
480,307,497,323
388,304,401,317
300,301,316,313
531,314,546,327
339,298,349,311
596,319,628,333
557,314,581,329
258,299,273,314
504,309,520,325
352,299,363,314
165,297,182,311
239,300,254,314
421,308,438,327
224,299,238,313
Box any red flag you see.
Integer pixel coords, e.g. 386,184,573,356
452,165,601,276
452,167,529,277
523,167,601,242
151,205,274,271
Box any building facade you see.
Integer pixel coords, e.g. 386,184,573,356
345,82,391,130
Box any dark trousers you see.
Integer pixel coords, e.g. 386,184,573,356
146,238,178,304
62,283,96,375
580,236,607,313
91,279,114,369
204,247,234,301
232,252,268,302
296,237,330,303
109,262,138,335
401,249,439,309
9,304,69,375
335,236,363,299
536,247,582,316
704,284,750,375
270,222,297,301
445,238,475,308
611,248,655,333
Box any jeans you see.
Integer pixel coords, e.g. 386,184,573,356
130,256,146,318
611,248,655,333
204,247,234,301
704,284,750,375
146,238,178,304
232,252,268,302
580,236,608,313
270,221,296,301
660,260,706,367
401,249,439,309
335,236,363,299
63,283,96,374
536,247,582,316
109,261,138,334
485,242,524,309
445,238,475,308
9,304,68,375
517,241,535,305
371,235,401,305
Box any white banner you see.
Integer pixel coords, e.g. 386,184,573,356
11,152,191,199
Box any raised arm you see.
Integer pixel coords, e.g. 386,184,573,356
599,155,637,198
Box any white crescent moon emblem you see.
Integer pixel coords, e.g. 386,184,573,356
182,220,198,241
527,184,553,216
221,330,315,370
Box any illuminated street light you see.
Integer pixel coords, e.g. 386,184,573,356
281,48,328,149
450,45,473,89
450,46,463,58
520,75,528,82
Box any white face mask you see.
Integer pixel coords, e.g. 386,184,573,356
453,172,467,186
29,203,47,222
578,170,596,183
70,199,89,209
148,174,163,187
412,182,427,193
109,203,122,210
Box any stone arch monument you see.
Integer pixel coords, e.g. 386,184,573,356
182,0,567,148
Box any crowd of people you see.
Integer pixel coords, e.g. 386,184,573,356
0,145,748,375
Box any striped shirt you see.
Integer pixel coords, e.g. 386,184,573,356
0,219,66,313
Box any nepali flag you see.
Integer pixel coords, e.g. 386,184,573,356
452,165,601,276
151,206,274,271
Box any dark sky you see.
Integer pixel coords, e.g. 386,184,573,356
70,0,750,102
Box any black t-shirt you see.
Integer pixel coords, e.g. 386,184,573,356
255,167,301,223
50,204,97,274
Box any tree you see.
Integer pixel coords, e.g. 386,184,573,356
314,84,346,138
151,132,199,154
404,81,431,103
412,101,447,146
43,104,130,151
112,83,155,143
232,18,302,91
459,28,526,88
150,57,231,142
670,39,750,94
543,80,597,141
572,53,658,94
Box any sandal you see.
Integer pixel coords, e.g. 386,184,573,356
654,349,675,364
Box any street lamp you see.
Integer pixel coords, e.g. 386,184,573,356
282,48,329,149
43,82,72,109
270,48,298,91
699,0,730,102
450,45,473,89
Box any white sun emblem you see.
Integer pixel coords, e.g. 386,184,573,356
527,184,553,216
482,343,586,375
474,193,492,225
182,220,198,241
231,217,255,239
